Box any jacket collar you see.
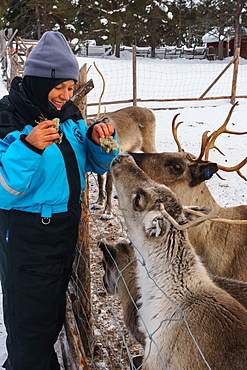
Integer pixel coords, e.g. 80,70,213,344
2,76,82,127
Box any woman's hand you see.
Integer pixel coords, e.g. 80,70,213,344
25,121,60,150
91,122,115,145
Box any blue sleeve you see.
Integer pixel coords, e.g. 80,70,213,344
85,135,119,174
78,120,120,175
0,135,42,209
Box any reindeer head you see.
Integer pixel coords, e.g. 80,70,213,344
98,239,135,295
170,103,247,181
130,103,246,189
131,151,218,188
111,154,213,243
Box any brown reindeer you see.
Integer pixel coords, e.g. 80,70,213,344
129,103,247,281
98,239,146,347
110,153,247,370
99,238,247,314
99,237,247,369
87,63,156,220
90,106,157,220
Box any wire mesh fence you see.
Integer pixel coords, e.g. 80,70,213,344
70,172,143,370
84,55,247,116
1,29,247,370
67,170,226,370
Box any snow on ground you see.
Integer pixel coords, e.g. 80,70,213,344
0,54,246,365
76,54,246,208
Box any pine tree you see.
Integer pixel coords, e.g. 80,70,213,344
197,0,247,59
2,0,78,40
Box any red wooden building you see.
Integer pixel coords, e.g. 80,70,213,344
202,29,247,59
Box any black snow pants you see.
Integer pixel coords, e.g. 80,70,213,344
0,204,81,370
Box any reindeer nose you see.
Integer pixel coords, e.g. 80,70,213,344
111,153,134,172
112,153,130,165
115,155,123,163
111,155,122,166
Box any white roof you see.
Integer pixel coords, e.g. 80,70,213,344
202,26,247,44
202,31,232,43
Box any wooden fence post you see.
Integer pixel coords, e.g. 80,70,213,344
230,47,240,105
72,64,94,357
6,29,15,90
0,30,6,74
199,56,237,99
132,45,137,106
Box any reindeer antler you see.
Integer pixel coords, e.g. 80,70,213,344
194,130,212,162
160,207,219,231
217,157,247,181
171,114,184,152
159,206,247,231
93,62,106,121
203,102,247,161
171,104,247,180
190,103,247,180
202,103,247,180
184,207,247,225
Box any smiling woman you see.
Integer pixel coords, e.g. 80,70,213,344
48,80,75,110
0,30,119,370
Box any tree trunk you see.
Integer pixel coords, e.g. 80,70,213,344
35,3,41,39
218,40,224,60
150,15,156,58
114,23,121,58
115,41,120,58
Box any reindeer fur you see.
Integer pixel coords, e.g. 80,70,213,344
130,151,247,281
110,153,247,370
89,106,156,220
98,240,146,347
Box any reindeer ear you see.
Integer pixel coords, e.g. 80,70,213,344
143,210,169,238
98,241,116,265
189,162,218,186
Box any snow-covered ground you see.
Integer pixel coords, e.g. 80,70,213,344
0,54,246,365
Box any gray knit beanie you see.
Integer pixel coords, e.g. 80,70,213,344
24,31,79,81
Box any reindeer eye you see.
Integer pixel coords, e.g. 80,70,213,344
133,190,147,211
171,163,183,174
173,164,181,171
134,193,141,207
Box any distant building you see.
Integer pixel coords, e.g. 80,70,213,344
202,27,247,59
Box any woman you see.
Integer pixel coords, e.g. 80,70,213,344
0,31,119,370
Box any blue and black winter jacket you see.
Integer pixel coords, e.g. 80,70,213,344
0,77,119,218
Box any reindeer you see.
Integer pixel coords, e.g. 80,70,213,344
86,63,156,220
99,239,247,316
89,106,157,220
98,239,146,347
99,237,247,370
110,153,247,370
129,103,247,281
99,238,247,370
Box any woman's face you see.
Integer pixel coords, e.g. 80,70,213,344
48,80,75,110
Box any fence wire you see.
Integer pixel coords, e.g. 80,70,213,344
69,171,215,370
84,57,247,115
1,30,246,369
